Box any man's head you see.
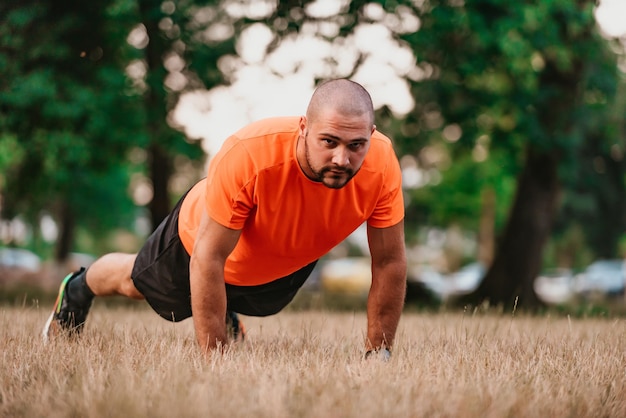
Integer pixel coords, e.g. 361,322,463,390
297,79,375,189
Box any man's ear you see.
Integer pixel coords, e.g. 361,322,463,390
371,124,377,135
299,116,307,137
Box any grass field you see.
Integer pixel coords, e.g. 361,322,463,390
1,302,625,418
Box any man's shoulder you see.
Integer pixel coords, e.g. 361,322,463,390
371,129,394,148
214,116,298,173
365,129,398,166
232,116,300,141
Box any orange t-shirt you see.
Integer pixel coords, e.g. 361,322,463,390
178,116,404,286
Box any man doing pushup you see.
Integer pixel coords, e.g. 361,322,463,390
43,79,407,358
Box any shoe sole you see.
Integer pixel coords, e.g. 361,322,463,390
42,272,74,344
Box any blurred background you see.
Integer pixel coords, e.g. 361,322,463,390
1,0,625,312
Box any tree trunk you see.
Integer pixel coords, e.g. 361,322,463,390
465,147,560,308
591,150,626,258
588,80,626,259
148,142,172,229
477,187,495,266
55,201,75,263
138,0,173,230
464,12,588,309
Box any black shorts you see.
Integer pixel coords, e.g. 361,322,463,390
131,193,317,322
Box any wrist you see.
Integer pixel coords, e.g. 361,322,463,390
364,348,391,361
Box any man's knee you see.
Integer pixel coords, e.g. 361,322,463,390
123,277,145,300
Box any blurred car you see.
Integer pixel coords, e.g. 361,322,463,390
534,268,574,304
408,262,486,300
407,264,448,300
446,262,485,296
574,260,626,296
0,247,41,272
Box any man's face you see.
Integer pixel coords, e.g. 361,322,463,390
299,109,374,189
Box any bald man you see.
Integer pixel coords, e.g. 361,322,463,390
43,79,407,358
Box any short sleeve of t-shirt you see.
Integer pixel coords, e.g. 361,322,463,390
367,139,404,228
204,138,256,230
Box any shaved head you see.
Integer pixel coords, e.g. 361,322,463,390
306,79,375,128
297,79,375,189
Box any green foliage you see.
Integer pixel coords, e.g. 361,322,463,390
0,0,144,253
398,0,617,150
408,149,516,231
0,0,623,270
389,0,624,263
0,134,23,185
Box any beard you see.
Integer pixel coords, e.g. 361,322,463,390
304,135,356,189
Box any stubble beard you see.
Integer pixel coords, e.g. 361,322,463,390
304,134,355,189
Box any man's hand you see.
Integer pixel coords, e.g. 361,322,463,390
364,348,392,362
189,213,241,354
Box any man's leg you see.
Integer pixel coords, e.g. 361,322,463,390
42,252,144,340
85,253,143,299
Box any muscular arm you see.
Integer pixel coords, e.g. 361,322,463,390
366,220,407,352
189,212,241,354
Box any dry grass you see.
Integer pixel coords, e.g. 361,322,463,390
1,303,625,418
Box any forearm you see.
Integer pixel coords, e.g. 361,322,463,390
366,261,406,351
190,256,228,354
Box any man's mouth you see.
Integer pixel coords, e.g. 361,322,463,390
328,169,348,175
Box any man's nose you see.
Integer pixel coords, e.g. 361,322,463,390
331,146,350,166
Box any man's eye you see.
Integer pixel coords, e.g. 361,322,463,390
322,139,335,145
349,143,364,150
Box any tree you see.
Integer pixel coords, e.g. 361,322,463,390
0,0,243,260
135,0,185,228
557,76,626,263
130,0,247,229
394,0,621,308
0,0,144,261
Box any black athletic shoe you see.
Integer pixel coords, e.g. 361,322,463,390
226,310,245,342
42,268,93,342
